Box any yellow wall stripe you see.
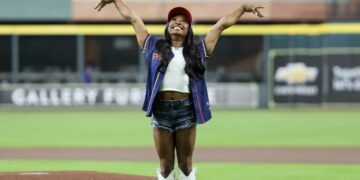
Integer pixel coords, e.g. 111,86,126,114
0,23,360,35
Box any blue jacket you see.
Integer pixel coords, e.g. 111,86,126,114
142,35,212,124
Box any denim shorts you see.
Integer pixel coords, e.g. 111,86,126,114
151,98,197,132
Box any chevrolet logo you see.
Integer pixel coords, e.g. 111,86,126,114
275,63,318,84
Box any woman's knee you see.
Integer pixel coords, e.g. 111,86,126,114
160,158,175,175
177,156,192,175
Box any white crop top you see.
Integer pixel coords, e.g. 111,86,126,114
159,47,190,93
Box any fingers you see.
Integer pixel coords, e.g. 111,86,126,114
255,6,265,18
94,1,103,9
257,13,264,18
95,2,106,12
243,5,265,18
98,4,105,11
253,6,264,12
255,10,265,18
94,0,110,12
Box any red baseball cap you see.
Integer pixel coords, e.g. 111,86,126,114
168,7,192,24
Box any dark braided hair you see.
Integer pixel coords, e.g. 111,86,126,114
155,23,205,79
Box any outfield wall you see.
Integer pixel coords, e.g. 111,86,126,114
2,23,360,108
269,48,360,106
0,83,258,108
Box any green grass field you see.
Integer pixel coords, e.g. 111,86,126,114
1,109,360,179
1,110,360,147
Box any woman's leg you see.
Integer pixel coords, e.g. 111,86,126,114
153,128,176,178
175,126,196,175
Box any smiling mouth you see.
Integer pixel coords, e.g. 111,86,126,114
172,26,183,30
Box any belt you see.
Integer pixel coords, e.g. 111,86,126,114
157,91,190,100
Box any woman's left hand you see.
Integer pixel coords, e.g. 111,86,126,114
241,4,265,18
95,0,115,12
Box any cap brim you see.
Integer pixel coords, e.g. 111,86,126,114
168,7,192,24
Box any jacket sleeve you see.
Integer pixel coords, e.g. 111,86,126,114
142,35,158,65
197,39,210,63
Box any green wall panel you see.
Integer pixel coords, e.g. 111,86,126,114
0,0,71,21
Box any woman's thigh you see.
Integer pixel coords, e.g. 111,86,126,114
175,126,196,162
153,128,175,161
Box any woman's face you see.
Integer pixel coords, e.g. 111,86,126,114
167,15,189,38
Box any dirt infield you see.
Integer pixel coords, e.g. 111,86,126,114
1,147,359,179
0,171,156,180
1,147,360,164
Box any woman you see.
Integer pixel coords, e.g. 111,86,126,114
95,1,264,179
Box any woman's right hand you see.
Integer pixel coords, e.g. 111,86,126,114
95,0,148,49
241,4,265,18
95,0,115,12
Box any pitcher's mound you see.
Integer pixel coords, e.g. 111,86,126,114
0,171,156,180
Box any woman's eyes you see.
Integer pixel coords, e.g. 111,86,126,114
171,18,188,23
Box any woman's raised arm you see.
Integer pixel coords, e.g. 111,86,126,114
95,0,149,49
204,4,264,56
